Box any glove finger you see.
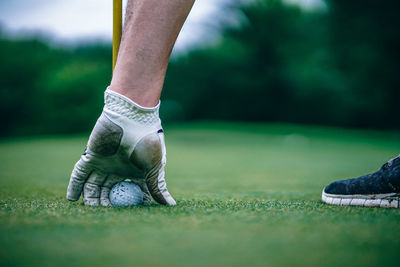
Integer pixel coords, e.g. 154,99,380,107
146,163,176,206
67,158,92,201
131,132,176,206
131,177,152,206
100,175,125,207
83,170,108,206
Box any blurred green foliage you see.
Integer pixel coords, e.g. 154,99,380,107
0,0,399,137
164,0,400,128
0,37,110,136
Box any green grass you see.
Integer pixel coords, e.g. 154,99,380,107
1,122,400,267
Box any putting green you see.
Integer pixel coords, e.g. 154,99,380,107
0,122,399,267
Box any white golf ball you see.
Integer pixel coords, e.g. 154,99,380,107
109,181,143,206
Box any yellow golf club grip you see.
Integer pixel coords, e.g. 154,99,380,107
113,0,123,71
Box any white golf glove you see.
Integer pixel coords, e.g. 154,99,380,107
66,88,176,206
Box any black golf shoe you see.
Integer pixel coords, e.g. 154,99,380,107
322,155,400,208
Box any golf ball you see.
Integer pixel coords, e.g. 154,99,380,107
109,181,143,206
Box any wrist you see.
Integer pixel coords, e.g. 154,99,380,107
104,88,161,125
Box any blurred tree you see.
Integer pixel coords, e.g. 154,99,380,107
0,0,399,137
326,0,400,128
163,0,400,129
0,35,111,136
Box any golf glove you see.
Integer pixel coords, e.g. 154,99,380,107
66,88,176,206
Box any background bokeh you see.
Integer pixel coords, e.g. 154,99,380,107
0,0,399,136
1,2,400,267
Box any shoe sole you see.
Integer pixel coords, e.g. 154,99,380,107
322,189,399,208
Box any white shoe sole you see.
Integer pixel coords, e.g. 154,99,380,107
322,189,399,208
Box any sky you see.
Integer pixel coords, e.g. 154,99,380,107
0,0,326,52
0,0,239,52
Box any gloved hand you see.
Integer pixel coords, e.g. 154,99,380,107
66,88,176,206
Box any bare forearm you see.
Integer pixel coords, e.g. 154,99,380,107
110,0,195,107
